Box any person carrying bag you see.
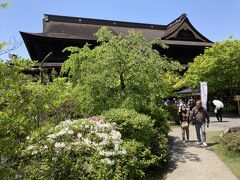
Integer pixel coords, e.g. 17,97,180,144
178,101,190,143
190,100,210,147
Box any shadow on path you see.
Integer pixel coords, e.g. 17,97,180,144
168,136,201,173
210,121,229,123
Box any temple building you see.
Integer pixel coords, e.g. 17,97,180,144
20,14,213,71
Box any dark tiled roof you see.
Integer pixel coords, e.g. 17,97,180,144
21,13,213,44
43,14,166,30
42,19,166,41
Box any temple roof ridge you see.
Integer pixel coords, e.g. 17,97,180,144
166,13,187,28
43,14,167,30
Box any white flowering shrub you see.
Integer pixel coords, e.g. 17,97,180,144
20,118,129,179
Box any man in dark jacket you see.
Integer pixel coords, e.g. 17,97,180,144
190,100,210,147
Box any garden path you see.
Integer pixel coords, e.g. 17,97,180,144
166,116,240,180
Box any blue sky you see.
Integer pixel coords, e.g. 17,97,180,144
1,0,240,60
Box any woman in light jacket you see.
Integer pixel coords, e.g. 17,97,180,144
178,101,190,143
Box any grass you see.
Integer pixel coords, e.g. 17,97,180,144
207,131,240,179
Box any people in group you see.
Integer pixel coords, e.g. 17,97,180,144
190,100,210,147
178,100,190,143
187,96,195,110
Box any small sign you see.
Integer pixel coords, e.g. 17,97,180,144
234,95,240,101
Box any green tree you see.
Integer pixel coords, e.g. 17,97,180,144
0,58,77,178
0,2,9,9
182,38,240,97
0,58,35,177
62,27,182,115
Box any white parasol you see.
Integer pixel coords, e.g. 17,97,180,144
212,100,224,109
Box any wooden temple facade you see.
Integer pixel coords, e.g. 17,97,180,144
20,14,213,71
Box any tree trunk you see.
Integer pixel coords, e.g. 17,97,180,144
120,72,125,91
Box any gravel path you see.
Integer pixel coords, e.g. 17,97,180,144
166,116,240,180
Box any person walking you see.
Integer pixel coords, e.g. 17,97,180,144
190,100,210,147
213,99,224,122
178,100,190,143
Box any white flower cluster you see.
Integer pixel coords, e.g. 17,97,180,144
47,127,74,139
100,158,115,166
54,142,66,148
24,118,127,166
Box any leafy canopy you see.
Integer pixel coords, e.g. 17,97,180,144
182,38,240,96
62,27,182,114
0,2,10,9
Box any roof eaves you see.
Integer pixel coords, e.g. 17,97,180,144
162,40,214,46
43,14,167,30
183,18,213,43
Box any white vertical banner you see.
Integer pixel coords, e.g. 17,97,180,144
200,82,208,109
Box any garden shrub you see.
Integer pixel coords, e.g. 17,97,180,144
22,78,77,125
138,105,170,134
124,139,160,179
0,59,38,178
137,105,170,174
102,108,169,177
220,131,240,152
102,108,155,146
20,118,130,179
0,74,78,178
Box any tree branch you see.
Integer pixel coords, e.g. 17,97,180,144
0,37,22,56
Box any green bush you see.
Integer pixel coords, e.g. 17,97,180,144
20,118,129,179
0,73,78,178
124,139,160,179
102,108,155,146
0,59,81,176
137,106,170,173
0,59,37,178
138,106,170,134
102,108,169,177
221,131,240,152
